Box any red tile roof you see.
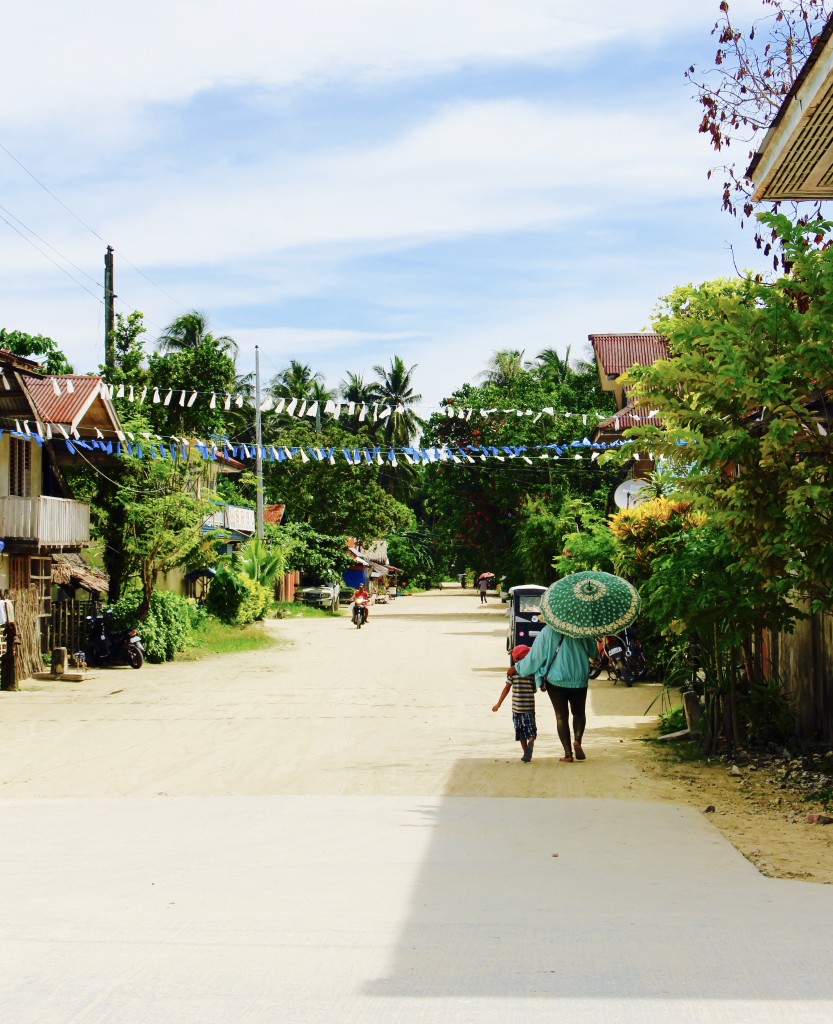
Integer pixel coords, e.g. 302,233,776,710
589,334,668,378
594,401,664,432
21,374,103,427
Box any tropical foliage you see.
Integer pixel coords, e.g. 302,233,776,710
422,354,616,587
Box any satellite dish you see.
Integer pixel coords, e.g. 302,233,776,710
613,479,649,509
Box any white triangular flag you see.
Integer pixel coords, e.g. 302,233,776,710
286,398,298,416
51,378,61,396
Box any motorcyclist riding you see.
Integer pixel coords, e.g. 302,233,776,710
351,583,370,622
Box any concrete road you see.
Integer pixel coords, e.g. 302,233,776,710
1,591,832,1023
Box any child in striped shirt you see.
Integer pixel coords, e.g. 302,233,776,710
492,643,537,762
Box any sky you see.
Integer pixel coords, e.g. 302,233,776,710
0,0,774,415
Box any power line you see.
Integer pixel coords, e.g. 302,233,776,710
0,139,188,313
0,200,102,290
0,210,102,304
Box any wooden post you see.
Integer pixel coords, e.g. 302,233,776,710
1,623,18,691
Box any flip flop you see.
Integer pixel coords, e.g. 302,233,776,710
522,740,534,763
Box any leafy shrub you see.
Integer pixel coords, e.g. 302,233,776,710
206,565,269,625
110,587,199,663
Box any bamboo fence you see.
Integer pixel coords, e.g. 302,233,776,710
7,585,44,683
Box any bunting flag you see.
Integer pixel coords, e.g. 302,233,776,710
67,376,616,426
0,425,652,468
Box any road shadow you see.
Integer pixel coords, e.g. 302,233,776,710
362,768,833,1002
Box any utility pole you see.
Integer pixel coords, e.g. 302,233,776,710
255,345,264,539
104,246,115,369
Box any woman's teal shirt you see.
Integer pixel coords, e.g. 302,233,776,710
515,625,597,689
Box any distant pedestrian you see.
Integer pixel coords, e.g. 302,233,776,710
492,644,537,762
478,576,489,604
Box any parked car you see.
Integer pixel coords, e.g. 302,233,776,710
295,583,340,612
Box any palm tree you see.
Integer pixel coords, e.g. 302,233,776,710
340,371,381,407
270,360,329,401
531,346,572,383
157,310,238,356
478,349,526,387
371,355,423,448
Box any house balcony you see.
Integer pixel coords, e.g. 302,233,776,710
0,495,91,549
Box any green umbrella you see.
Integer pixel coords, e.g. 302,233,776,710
540,571,640,639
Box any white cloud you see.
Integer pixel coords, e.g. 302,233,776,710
58,97,707,271
2,1,740,135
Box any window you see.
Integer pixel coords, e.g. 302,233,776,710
9,436,31,497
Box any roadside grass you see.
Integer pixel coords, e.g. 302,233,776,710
179,617,283,660
274,601,341,619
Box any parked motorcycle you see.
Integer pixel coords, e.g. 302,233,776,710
351,596,368,629
85,611,145,668
588,628,646,686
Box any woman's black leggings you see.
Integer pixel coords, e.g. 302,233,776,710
546,685,588,755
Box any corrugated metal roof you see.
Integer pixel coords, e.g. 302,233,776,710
22,374,101,427
264,503,286,525
589,334,668,378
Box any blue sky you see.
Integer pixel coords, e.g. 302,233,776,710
0,1,772,413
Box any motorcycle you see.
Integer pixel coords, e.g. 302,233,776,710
351,596,369,629
85,611,145,668
588,628,646,687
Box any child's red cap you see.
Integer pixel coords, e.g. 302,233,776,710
511,644,531,663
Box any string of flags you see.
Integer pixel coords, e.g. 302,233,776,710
33,375,617,426
0,424,668,465
90,380,405,421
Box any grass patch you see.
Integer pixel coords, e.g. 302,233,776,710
274,601,340,619
657,704,687,735
179,617,282,660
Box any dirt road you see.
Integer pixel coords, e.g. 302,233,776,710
1,589,830,880
0,590,663,799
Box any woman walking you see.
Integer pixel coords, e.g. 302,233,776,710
515,572,640,762
514,628,596,761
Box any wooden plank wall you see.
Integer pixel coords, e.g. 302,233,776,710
772,601,833,743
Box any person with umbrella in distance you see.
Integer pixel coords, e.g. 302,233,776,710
477,572,493,604
513,572,640,762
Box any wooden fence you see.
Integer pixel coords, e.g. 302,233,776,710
48,599,100,657
769,601,833,743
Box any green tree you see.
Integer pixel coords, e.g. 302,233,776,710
371,355,423,447
157,310,238,356
109,455,216,618
479,349,526,386
622,213,833,611
340,372,381,408
0,328,73,373
422,359,616,585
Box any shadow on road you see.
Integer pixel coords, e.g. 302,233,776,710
362,768,833,1002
